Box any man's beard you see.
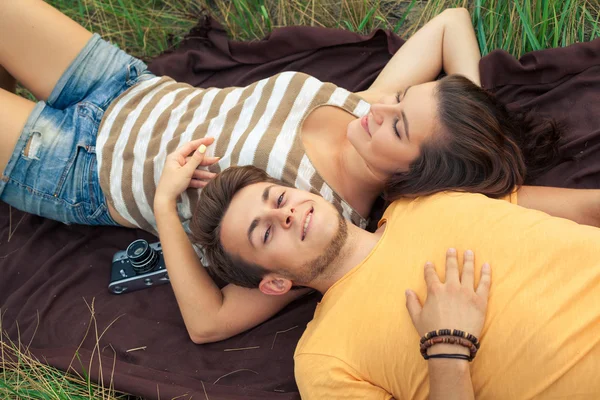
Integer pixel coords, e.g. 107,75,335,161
287,212,348,285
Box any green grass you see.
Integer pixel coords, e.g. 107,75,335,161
45,0,600,59
6,0,600,398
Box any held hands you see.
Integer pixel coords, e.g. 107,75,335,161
405,249,491,349
155,138,220,207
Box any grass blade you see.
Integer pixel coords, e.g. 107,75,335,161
358,6,376,32
515,0,542,51
474,0,489,55
393,0,417,33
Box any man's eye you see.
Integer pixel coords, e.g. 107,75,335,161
395,91,402,103
264,226,271,243
277,192,285,207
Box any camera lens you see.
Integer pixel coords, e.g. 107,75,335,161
126,239,159,274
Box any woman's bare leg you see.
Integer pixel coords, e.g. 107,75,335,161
0,0,92,101
0,88,36,174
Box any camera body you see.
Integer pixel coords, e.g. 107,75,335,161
109,239,169,294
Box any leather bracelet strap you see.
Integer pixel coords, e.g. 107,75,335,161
425,353,471,361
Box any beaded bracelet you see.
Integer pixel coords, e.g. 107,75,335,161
420,329,480,349
420,336,477,361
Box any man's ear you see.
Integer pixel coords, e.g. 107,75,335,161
259,273,293,296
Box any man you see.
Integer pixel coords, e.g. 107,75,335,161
191,166,600,399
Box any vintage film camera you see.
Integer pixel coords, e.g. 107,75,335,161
109,239,169,294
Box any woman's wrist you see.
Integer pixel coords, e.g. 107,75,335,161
154,195,178,213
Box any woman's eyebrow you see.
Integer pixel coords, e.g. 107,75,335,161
401,110,410,141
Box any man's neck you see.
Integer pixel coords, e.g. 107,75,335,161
310,223,385,293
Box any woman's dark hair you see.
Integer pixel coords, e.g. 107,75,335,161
384,75,562,201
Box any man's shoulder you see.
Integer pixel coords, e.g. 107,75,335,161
294,299,358,360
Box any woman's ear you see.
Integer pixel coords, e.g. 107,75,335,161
259,274,293,296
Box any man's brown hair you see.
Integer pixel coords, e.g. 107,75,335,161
190,166,281,288
384,75,562,201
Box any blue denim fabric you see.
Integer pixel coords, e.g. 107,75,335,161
0,34,155,225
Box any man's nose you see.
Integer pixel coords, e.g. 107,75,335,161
270,207,295,228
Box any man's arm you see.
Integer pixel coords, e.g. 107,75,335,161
155,200,310,343
517,186,600,227
427,347,474,400
357,7,481,102
154,138,309,344
406,250,490,399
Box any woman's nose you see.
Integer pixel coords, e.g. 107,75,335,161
370,102,395,125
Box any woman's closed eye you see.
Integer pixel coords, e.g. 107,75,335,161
393,92,402,138
393,116,401,139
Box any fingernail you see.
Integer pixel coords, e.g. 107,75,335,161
465,249,473,258
447,248,456,256
198,145,206,154
483,263,490,271
425,261,433,267
405,290,410,298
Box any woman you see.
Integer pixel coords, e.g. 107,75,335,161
0,1,597,343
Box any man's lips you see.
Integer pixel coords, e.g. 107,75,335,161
361,114,371,137
301,207,314,241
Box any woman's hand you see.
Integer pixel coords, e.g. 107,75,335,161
155,137,220,207
405,248,491,341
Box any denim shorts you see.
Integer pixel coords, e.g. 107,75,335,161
0,34,155,225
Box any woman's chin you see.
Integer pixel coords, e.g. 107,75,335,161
346,122,366,146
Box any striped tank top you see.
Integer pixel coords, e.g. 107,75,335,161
96,72,371,234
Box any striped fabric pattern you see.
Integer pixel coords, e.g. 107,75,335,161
96,72,370,234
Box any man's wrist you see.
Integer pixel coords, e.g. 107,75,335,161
427,343,471,357
427,345,471,368
427,356,471,373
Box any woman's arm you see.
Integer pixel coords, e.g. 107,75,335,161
155,138,309,344
405,249,491,400
357,7,481,102
517,186,600,228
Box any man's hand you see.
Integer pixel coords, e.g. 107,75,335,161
405,249,491,340
155,137,219,207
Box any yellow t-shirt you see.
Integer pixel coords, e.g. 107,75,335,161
295,192,600,400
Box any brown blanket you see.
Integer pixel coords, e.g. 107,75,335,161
2,17,600,399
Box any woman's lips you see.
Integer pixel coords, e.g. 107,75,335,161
361,115,371,137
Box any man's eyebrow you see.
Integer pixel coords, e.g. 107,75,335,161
248,185,277,248
262,184,276,202
401,86,411,141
